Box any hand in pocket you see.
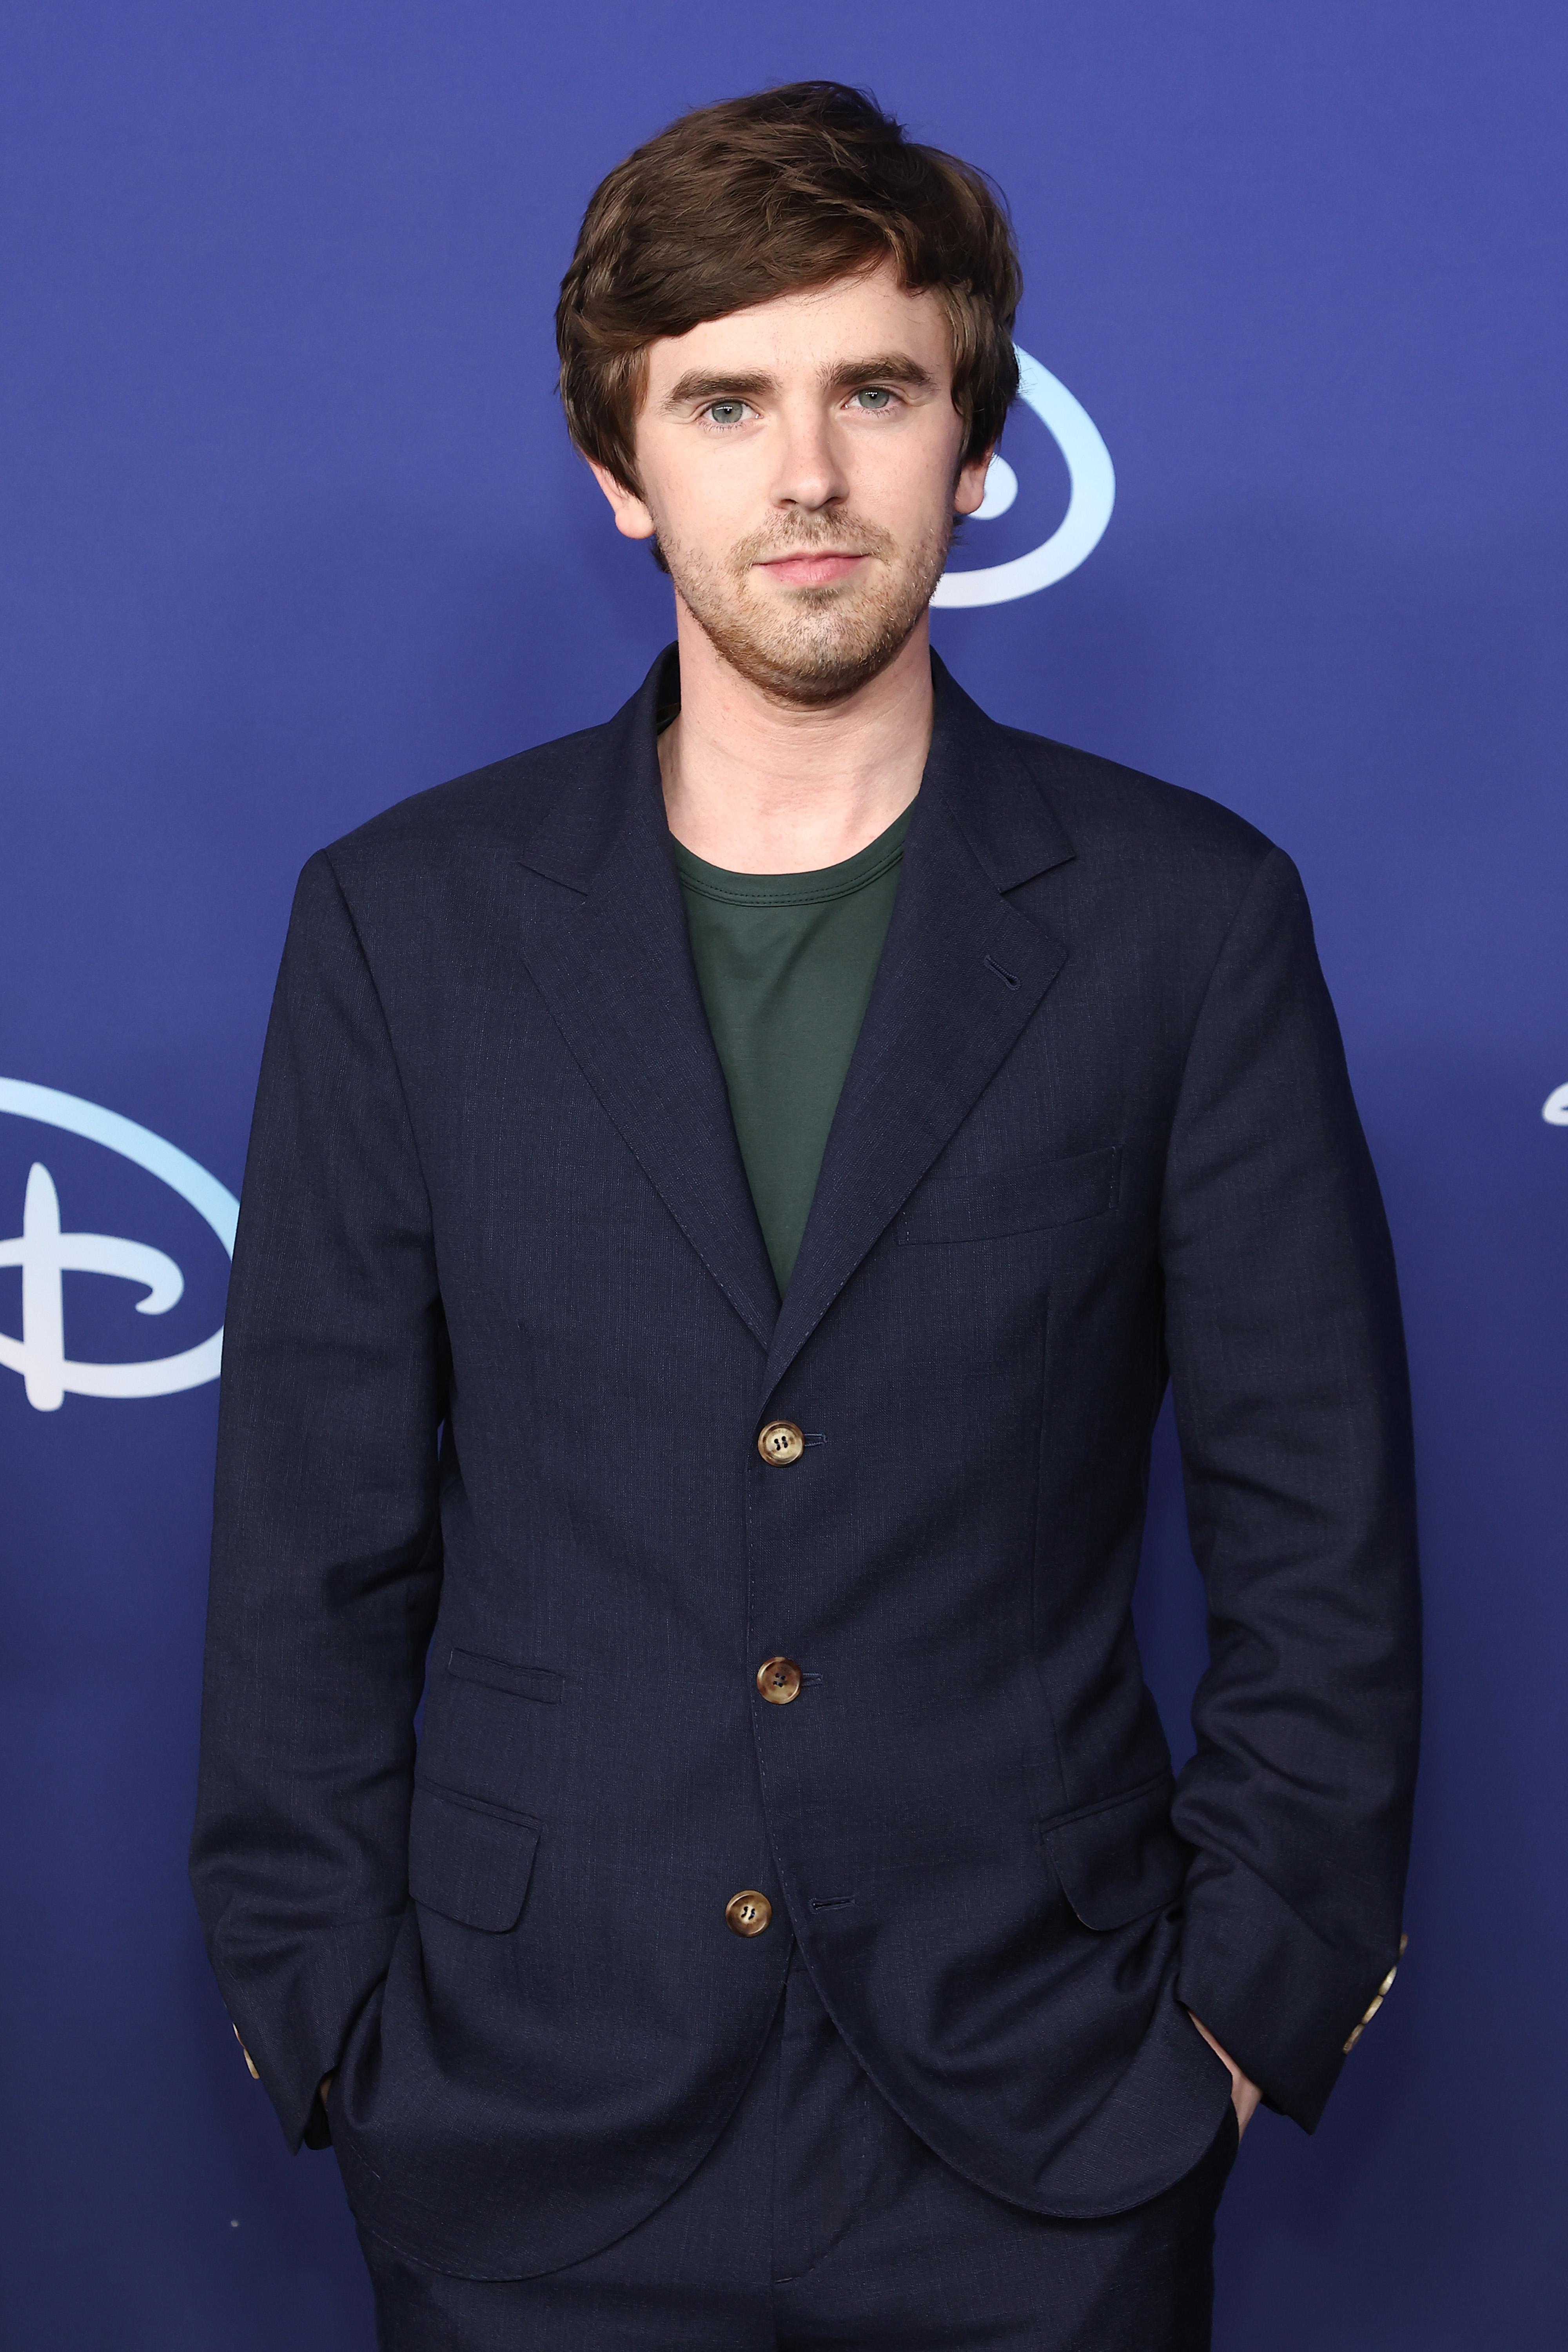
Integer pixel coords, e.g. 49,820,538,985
1187,2013,1261,2138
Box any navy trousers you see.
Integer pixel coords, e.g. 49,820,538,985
355,1950,1239,2350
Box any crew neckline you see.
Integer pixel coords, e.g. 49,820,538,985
671,805,914,908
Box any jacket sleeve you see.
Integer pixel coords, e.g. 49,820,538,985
190,849,446,2151
1162,846,1421,2130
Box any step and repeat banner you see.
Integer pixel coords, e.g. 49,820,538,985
2,5,1562,2347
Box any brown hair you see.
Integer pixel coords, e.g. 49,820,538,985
557,82,1022,494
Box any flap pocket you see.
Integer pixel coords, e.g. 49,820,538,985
1044,1777,1191,1930
408,1784,541,1931
447,1648,564,1704
898,1146,1120,1246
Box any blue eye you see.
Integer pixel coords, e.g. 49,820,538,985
853,387,893,410
705,401,748,426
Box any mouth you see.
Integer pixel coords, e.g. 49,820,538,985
753,551,869,588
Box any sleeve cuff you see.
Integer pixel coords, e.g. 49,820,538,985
215,1913,402,2153
1175,1855,1406,2129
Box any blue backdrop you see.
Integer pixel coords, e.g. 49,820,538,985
2,5,1564,2345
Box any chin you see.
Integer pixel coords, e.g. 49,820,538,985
715,622,912,707
696,580,942,708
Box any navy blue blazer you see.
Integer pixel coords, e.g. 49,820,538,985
191,649,1420,2279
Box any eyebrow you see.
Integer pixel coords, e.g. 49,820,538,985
660,354,939,410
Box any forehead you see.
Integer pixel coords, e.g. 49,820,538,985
641,260,953,390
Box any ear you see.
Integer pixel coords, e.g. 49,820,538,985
953,444,996,519
586,458,657,543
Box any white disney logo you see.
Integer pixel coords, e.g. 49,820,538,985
0,1077,237,1412
931,347,1116,609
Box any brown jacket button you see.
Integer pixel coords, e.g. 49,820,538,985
757,1420,804,1465
757,1657,802,1704
725,1889,773,1936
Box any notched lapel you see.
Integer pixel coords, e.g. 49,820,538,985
762,663,1074,1399
512,664,779,1354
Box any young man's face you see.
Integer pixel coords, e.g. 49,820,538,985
589,259,994,706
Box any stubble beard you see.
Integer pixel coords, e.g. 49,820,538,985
654,508,956,708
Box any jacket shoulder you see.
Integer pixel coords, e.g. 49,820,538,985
1000,724,1278,887
317,715,614,887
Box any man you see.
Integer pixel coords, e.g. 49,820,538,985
192,82,1420,2351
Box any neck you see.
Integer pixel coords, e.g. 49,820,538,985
657,600,934,873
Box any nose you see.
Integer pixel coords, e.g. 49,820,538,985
768,402,849,514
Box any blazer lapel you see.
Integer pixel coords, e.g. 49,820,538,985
761,659,1075,1401
513,654,780,1353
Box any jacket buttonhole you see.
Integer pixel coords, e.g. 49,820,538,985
984,954,1020,990
809,1894,856,1912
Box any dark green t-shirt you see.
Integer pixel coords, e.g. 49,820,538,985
673,806,912,1295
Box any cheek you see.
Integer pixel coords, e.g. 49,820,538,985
650,459,762,563
851,425,964,535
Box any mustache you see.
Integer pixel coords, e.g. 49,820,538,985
730,514,898,570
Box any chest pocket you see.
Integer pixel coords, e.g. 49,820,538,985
898,1145,1120,1246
